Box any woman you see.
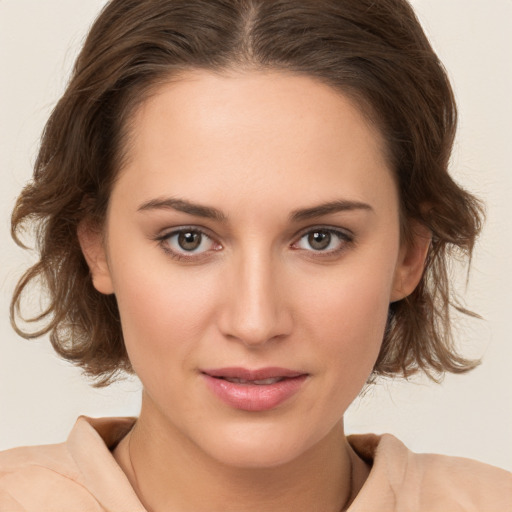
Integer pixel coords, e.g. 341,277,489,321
1,0,510,510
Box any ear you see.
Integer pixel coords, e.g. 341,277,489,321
390,221,431,302
77,220,114,295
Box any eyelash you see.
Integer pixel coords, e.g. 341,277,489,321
155,226,354,262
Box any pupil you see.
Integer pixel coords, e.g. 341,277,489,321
178,231,201,251
308,231,331,250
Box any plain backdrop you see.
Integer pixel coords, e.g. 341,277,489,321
0,0,511,471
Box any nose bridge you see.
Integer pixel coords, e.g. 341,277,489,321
220,243,290,347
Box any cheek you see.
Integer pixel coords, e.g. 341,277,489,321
297,255,396,374
280,261,396,440
110,259,220,375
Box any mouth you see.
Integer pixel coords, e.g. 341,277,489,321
200,367,308,411
201,367,306,383
215,376,287,385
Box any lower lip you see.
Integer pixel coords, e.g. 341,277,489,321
202,374,308,412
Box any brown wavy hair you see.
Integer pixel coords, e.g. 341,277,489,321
11,0,483,387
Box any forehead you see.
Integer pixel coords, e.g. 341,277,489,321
114,69,397,217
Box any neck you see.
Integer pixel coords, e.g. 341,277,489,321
114,395,369,512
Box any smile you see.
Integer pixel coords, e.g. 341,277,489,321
201,367,308,412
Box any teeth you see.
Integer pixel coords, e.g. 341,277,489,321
253,377,282,385
224,377,283,385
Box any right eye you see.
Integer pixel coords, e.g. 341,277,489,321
158,228,221,261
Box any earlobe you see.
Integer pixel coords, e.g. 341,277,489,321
77,221,114,295
391,221,431,302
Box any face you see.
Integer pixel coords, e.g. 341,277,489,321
82,70,427,468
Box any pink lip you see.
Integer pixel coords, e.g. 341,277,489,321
201,367,308,412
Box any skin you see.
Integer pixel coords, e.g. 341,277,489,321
79,70,430,512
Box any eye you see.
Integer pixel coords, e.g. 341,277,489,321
159,228,220,260
293,228,352,254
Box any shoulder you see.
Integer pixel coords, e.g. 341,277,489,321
0,441,102,511
348,433,512,512
0,416,144,512
400,441,512,511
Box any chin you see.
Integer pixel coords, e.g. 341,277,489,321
197,417,337,469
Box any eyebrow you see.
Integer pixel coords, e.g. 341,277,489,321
289,200,373,222
137,197,373,222
138,197,227,221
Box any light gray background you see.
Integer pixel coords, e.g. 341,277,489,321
1,0,511,470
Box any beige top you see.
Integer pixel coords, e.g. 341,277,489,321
0,416,510,511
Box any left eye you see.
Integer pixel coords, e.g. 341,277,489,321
163,229,216,254
294,229,349,252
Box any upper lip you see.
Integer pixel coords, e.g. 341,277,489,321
201,367,307,380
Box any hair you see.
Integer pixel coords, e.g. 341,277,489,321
11,0,483,387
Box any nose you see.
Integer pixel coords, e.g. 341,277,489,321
218,249,293,348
